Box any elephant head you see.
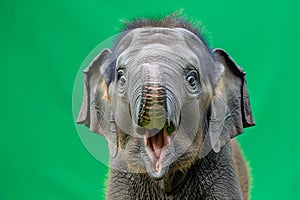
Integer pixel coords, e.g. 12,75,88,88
76,19,254,181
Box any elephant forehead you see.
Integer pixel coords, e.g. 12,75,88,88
125,27,187,46
115,28,201,68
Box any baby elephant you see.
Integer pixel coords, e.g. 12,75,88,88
77,14,255,199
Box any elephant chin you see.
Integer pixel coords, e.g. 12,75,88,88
143,127,174,180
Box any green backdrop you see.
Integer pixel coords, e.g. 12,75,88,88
1,0,299,199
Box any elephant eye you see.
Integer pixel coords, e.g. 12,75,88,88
117,69,124,80
186,71,199,89
117,69,127,88
187,75,196,87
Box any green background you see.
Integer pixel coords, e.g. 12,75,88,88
1,0,299,199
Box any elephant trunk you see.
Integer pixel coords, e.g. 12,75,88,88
135,64,178,177
137,64,168,133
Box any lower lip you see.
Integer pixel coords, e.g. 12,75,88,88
144,130,171,177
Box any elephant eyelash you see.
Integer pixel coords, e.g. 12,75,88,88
117,68,126,80
116,68,127,91
184,68,201,94
186,70,200,83
187,73,197,87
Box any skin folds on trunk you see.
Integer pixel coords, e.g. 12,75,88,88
137,64,167,131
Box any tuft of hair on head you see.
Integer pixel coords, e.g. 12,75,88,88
120,10,209,46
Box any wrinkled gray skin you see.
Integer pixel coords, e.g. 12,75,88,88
77,27,254,199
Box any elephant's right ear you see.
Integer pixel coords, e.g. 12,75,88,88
76,49,113,136
207,49,255,153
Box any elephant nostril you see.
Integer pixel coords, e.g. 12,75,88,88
136,127,165,137
136,118,177,136
135,122,177,136
165,121,176,134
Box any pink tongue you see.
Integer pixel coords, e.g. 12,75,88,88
150,130,164,158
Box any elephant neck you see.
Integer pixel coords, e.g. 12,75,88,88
107,143,242,199
158,166,189,193
159,142,234,193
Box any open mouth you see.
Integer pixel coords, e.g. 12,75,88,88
144,127,170,177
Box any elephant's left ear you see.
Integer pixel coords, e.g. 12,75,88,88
76,48,112,134
209,48,255,152
76,48,118,158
